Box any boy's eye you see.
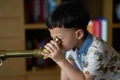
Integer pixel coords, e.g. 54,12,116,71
57,36,63,40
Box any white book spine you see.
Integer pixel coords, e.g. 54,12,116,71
101,19,108,41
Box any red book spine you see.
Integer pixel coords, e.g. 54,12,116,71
28,0,34,22
40,0,44,22
92,19,101,38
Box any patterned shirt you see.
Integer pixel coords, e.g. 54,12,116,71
66,34,120,80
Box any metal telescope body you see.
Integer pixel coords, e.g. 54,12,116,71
0,37,61,66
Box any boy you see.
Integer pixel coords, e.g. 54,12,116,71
41,2,120,80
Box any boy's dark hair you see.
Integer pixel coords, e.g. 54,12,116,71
46,2,90,35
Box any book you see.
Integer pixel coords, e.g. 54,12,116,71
33,0,40,22
92,19,101,38
40,0,44,22
100,18,108,41
44,0,49,21
87,21,93,34
87,18,108,41
48,0,57,14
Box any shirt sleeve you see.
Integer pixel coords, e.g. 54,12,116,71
84,50,105,75
83,41,109,76
65,49,74,60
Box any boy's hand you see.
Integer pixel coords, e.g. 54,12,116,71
41,40,64,62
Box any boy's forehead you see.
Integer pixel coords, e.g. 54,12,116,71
49,27,74,32
49,28,73,34
49,28,64,37
49,27,76,38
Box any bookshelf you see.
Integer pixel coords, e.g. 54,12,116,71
23,0,61,80
0,0,61,80
24,0,61,80
24,0,58,23
103,0,120,52
24,0,61,68
0,0,25,80
25,29,56,71
0,0,119,80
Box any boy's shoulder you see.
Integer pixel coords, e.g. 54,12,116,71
89,35,118,53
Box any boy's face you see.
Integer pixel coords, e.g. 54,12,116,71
49,27,83,51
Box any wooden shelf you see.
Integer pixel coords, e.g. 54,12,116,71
26,66,60,75
25,23,47,29
26,66,60,80
113,23,120,28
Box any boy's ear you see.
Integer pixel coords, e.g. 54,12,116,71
75,29,84,39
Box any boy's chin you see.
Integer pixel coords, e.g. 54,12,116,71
62,48,72,52
61,46,74,52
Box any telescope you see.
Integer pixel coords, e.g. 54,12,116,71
0,37,61,66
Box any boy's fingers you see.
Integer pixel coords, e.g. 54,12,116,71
50,40,60,49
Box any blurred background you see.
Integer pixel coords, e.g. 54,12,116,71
0,0,120,80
